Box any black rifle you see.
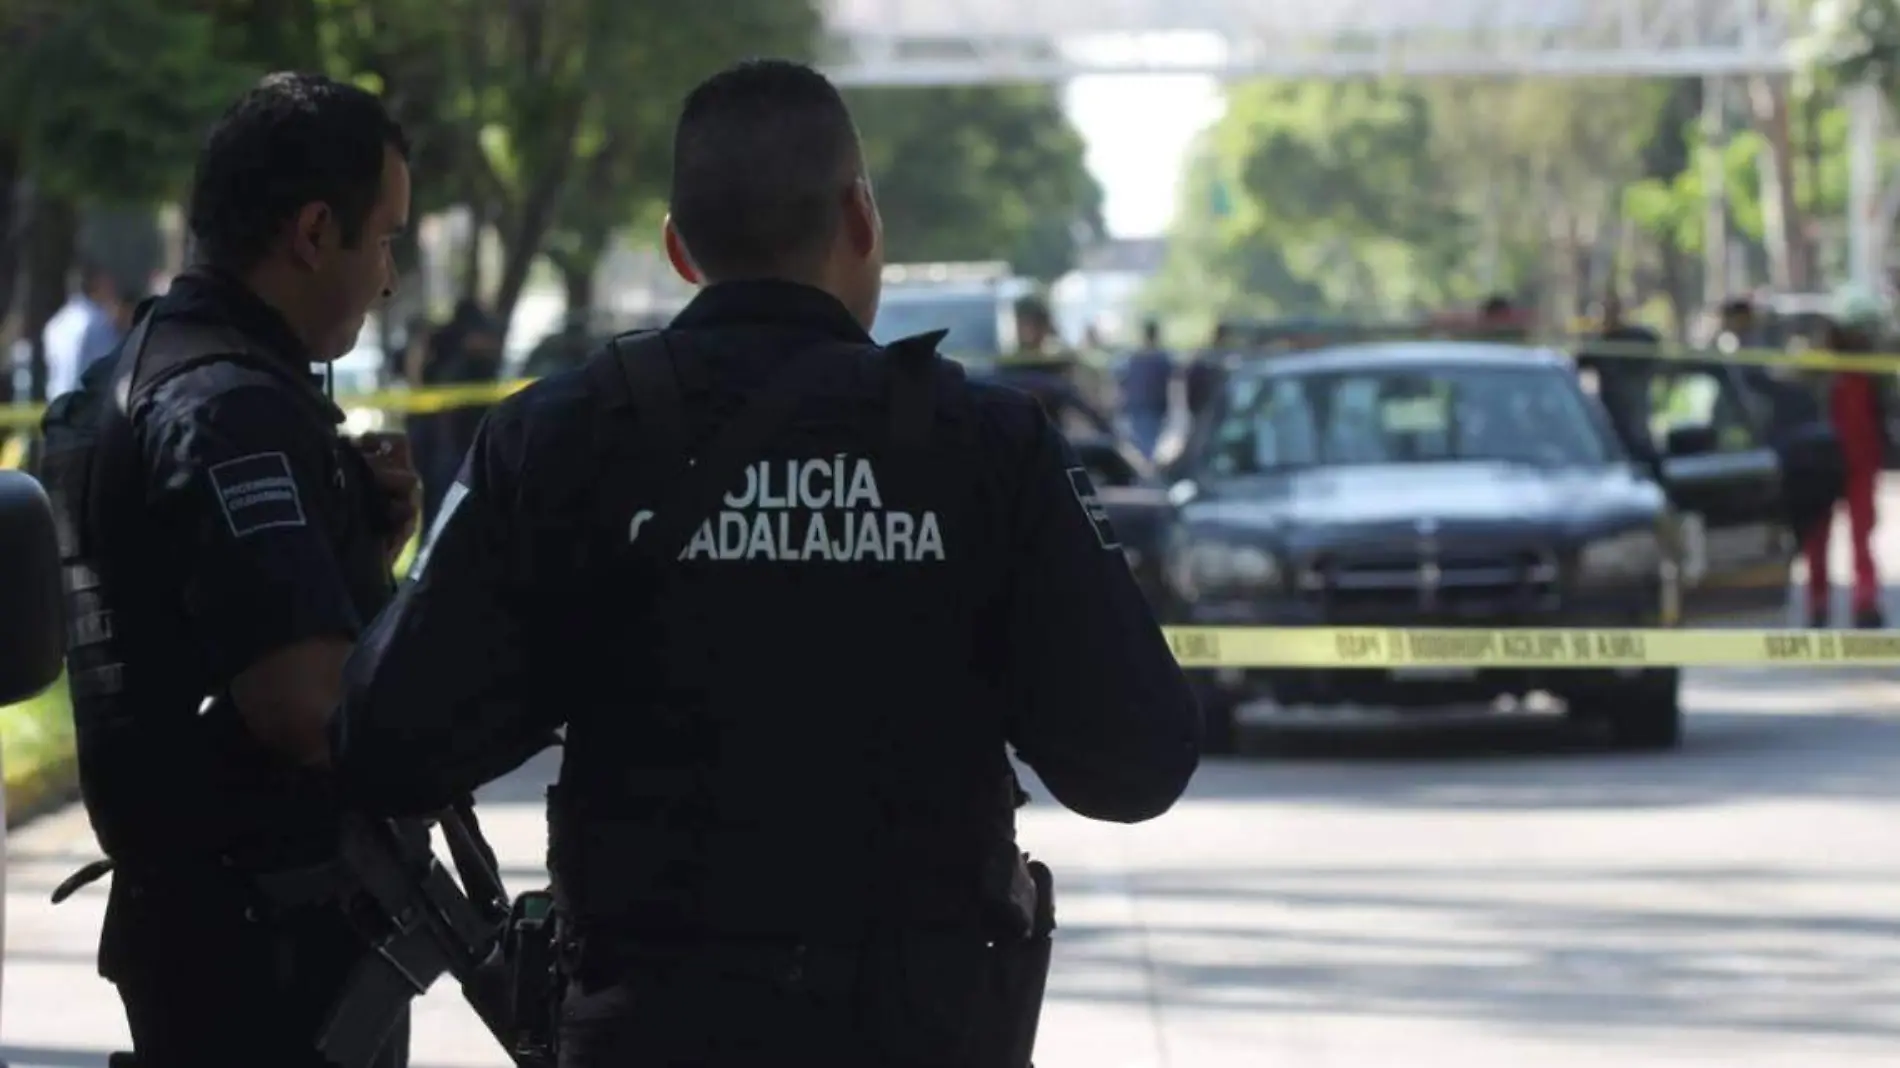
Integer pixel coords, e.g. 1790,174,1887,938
54,800,561,1068
314,799,560,1068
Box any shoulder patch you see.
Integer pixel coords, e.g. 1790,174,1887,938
208,452,307,537
1064,466,1121,550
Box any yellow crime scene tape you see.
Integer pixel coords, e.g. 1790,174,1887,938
1161,626,1900,669
0,378,532,432
3,332,1899,433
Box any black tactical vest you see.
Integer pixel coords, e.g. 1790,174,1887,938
37,309,385,863
545,329,1026,948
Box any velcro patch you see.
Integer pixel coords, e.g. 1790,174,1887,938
208,452,307,538
1065,466,1121,550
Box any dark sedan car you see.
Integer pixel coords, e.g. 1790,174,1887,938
1164,342,1798,754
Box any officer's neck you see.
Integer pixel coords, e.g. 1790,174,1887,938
706,268,875,332
238,264,332,361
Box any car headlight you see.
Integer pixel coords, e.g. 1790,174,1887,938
1172,542,1281,595
1579,529,1661,577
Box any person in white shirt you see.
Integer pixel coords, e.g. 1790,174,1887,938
41,262,125,398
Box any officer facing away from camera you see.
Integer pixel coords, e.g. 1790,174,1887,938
36,73,418,1067
330,58,1201,1068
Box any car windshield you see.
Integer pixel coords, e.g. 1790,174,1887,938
1204,362,1612,475
872,293,1004,357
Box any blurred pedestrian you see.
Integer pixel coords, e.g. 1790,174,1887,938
43,260,125,399
1118,319,1172,458
1804,287,1891,628
1183,322,1233,436
1477,294,1526,342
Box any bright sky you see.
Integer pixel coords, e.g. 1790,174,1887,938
1062,71,1226,239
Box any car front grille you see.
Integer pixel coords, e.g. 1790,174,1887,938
1296,548,1559,623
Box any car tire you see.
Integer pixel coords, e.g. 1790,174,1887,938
1192,676,1242,756
1594,668,1683,751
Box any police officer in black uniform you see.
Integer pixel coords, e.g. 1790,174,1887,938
991,296,1117,439
331,59,1200,1067
35,73,418,1067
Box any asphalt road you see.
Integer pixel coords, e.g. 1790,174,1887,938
3,498,1898,1067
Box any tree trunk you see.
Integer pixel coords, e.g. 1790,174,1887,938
1702,77,1730,305
0,141,20,409
459,201,487,303
1748,75,1807,292
558,253,597,315
489,92,588,336
23,194,78,403
1658,238,1690,343
1803,83,1826,286
492,156,579,337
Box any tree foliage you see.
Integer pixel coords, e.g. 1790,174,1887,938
0,0,1104,357
849,85,1103,281
5,0,253,204
1147,55,1881,340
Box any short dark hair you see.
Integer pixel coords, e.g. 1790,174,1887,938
1014,296,1052,330
1142,319,1161,344
1480,294,1513,317
669,59,860,280
1720,298,1754,318
187,72,409,272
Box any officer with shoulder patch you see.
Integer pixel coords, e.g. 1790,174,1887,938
35,73,418,1066
331,58,1200,1068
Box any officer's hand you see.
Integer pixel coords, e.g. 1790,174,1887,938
355,432,423,563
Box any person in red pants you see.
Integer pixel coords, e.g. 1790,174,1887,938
1806,290,1890,628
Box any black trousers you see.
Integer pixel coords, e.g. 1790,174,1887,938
557,935,1012,1068
102,874,410,1068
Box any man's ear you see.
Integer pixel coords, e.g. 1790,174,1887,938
289,201,332,271
843,178,880,259
662,215,702,286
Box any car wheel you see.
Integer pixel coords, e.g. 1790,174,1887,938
1589,668,1683,751
1192,675,1241,756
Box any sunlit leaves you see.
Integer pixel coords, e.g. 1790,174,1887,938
846,85,1103,280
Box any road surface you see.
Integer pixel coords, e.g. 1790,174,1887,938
3,498,1899,1067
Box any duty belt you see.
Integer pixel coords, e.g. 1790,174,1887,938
50,851,353,911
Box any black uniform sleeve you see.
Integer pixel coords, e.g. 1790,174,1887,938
999,408,1200,823
332,408,563,816
159,385,359,681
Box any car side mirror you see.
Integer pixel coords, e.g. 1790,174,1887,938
1663,425,1718,458
0,471,66,705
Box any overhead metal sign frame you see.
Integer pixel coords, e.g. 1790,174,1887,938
821,0,1802,85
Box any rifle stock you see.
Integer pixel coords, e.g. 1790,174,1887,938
317,806,551,1068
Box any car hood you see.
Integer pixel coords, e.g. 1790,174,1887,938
1183,462,1658,533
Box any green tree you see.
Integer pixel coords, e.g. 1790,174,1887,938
848,85,1103,281
1,0,253,399
443,0,822,331
539,2,823,315
177,0,823,331
1146,80,1464,326
1147,75,1748,334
